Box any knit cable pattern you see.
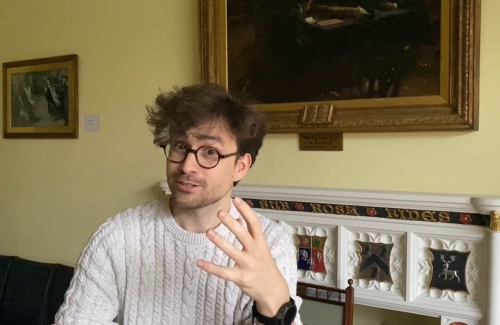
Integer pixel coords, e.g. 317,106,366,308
53,199,303,325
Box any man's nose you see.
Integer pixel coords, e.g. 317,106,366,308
180,152,199,173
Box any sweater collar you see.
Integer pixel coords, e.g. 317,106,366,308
159,197,242,245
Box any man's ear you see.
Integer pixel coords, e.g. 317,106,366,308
233,153,252,183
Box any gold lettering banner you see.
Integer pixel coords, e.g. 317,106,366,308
240,198,489,227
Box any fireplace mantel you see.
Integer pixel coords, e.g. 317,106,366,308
158,182,500,325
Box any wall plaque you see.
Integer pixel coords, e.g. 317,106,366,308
299,133,343,151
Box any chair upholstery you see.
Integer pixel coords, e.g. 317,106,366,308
0,256,15,305
47,264,74,323
0,256,74,325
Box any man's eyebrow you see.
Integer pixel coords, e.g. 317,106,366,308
192,133,225,145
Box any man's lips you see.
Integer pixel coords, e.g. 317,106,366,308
177,181,201,187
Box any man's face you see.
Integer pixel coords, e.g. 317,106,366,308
166,121,250,210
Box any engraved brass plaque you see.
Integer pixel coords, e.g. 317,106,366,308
299,133,343,151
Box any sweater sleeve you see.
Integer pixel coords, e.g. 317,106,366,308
53,217,123,325
238,222,304,325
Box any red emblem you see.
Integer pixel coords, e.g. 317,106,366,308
295,203,304,211
366,207,377,217
459,214,472,224
295,235,327,274
244,200,253,207
300,237,309,246
311,248,327,273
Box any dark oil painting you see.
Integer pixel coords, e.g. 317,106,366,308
227,0,442,104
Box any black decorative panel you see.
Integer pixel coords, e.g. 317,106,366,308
429,249,470,294
357,241,394,283
241,198,489,227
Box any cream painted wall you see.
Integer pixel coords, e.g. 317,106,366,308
0,0,494,324
0,0,199,265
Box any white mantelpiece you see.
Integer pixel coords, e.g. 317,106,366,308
471,197,500,325
158,182,499,325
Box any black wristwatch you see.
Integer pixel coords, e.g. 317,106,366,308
252,297,297,325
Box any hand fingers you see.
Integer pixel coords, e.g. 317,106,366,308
206,229,247,265
217,210,257,255
196,260,238,283
233,197,264,243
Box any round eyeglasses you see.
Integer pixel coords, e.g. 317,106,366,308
160,142,239,169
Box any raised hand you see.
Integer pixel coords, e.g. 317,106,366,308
196,197,290,317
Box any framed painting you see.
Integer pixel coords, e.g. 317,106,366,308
3,54,78,138
200,0,480,133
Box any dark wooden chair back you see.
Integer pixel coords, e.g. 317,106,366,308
297,279,354,325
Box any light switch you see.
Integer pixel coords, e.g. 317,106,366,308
83,115,100,132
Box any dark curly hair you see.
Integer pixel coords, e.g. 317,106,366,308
146,83,267,171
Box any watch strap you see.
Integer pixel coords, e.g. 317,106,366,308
251,298,296,325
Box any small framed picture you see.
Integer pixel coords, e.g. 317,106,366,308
3,54,78,138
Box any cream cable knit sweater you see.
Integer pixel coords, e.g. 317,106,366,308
54,198,303,325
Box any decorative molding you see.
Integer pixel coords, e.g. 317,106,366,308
267,115,466,130
441,316,477,325
299,104,335,125
471,197,500,214
158,183,493,226
241,197,487,227
230,184,489,214
158,183,494,214
490,211,500,231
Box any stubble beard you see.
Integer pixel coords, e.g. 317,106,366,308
167,175,233,210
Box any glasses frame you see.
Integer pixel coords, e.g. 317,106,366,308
159,144,239,169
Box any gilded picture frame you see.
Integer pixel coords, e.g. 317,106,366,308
3,54,78,138
199,0,480,133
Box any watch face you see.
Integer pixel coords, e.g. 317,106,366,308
282,304,297,325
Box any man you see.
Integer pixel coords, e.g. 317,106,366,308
14,75,37,126
54,83,303,325
58,76,69,123
45,78,62,121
